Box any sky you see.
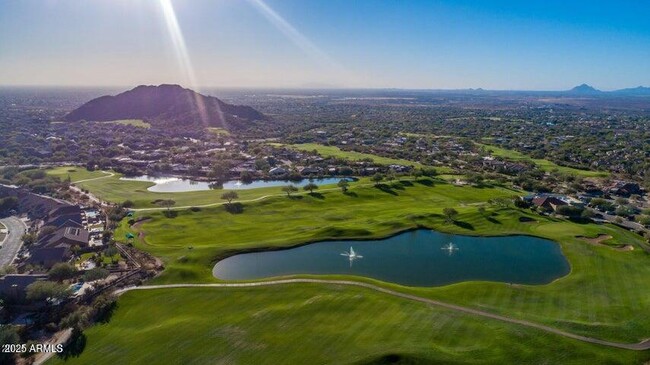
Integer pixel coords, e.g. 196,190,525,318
1,0,649,90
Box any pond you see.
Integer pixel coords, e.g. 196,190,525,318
120,175,351,192
212,230,570,287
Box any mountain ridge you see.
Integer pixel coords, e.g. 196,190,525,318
64,84,266,130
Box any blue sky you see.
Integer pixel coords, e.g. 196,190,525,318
1,0,648,90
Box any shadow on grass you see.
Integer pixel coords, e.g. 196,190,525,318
163,210,178,218
486,217,501,224
374,184,398,196
453,221,475,230
415,179,434,187
355,352,457,365
288,195,304,200
95,301,118,324
58,330,86,359
308,192,325,199
389,182,405,190
518,216,537,223
225,203,244,214
398,180,413,187
568,216,593,224
343,191,358,197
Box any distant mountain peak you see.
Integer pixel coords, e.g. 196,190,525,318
612,85,650,95
568,84,601,94
64,84,266,130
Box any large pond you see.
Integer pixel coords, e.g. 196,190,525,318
120,175,350,192
212,230,570,286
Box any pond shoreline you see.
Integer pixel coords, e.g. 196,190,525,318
211,227,571,286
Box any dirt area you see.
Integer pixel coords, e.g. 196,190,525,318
131,218,150,240
119,243,164,271
576,234,634,251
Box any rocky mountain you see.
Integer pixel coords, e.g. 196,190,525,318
64,84,266,130
567,84,602,94
612,86,650,96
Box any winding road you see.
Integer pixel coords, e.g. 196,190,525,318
0,216,27,266
115,278,650,351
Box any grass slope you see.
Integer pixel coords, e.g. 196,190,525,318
118,178,650,343
72,171,352,209
100,119,151,128
48,285,649,365
45,167,110,183
477,143,608,177
281,143,453,173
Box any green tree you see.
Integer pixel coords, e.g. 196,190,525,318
281,185,298,197
303,183,318,194
372,173,384,186
337,179,350,192
82,267,110,282
25,281,71,303
442,207,459,223
0,325,19,364
221,191,239,205
637,215,650,227
21,233,36,246
60,307,91,332
48,263,77,282
556,205,584,217
156,199,176,214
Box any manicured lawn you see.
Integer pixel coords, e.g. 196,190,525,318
207,127,230,135
45,167,111,183
74,171,358,209
118,179,520,282
48,285,650,365
477,143,608,177
116,178,650,344
100,119,151,128
48,173,650,363
280,143,454,173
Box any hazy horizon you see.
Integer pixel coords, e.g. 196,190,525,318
1,0,649,90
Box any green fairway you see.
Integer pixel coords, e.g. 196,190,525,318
115,177,650,344
99,119,151,128
72,171,357,208
280,143,453,173
207,127,230,135
45,166,112,183
118,179,520,282
47,285,650,365
477,143,608,177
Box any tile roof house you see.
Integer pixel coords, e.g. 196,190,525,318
532,196,568,211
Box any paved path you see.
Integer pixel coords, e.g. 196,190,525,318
0,216,27,266
68,172,114,205
115,279,650,351
131,182,382,212
33,328,72,365
72,171,115,184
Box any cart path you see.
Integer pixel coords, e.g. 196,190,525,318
114,278,650,351
72,171,115,183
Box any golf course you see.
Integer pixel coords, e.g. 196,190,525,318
46,169,650,364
